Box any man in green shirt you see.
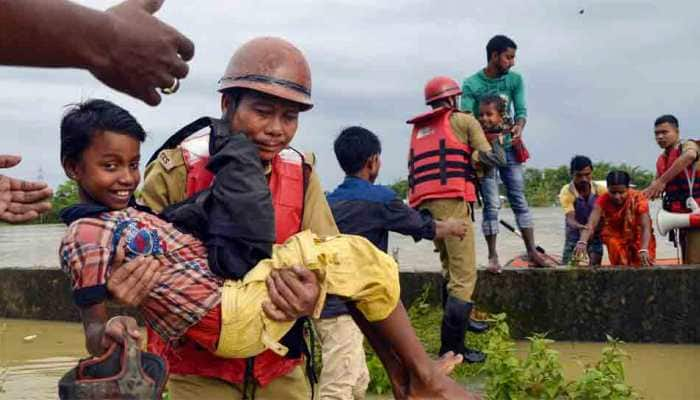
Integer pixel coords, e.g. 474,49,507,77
460,35,526,136
461,35,555,269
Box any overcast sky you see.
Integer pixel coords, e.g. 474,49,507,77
2,0,699,191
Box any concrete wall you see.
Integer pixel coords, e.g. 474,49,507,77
2,266,699,343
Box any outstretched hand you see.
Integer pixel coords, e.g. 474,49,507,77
93,0,195,106
0,155,52,223
643,179,665,200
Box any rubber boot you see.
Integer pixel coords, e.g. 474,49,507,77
439,296,486,364
467,308,489,334
442,281,489,333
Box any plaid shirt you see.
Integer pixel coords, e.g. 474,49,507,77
60,207,223,341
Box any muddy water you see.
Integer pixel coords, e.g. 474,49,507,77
0,206,679,271
1,319,698,400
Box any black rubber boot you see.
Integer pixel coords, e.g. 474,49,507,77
439,296,486,364
467,316,490,334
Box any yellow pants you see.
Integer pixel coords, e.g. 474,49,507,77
419,198,477,302
214,230,400,359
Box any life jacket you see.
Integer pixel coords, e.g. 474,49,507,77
656,140,700,213
146,117,309,386
407,107,476,208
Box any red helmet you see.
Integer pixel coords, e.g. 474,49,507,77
424,76,462,105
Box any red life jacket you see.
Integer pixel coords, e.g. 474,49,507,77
407,107,476,208
656,140,700,213
146,120,307,387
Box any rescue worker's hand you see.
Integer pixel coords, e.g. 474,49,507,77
102,315,142,350
445,218,467,240
91,0,195,106
639,250,653,267
643,179,665,200
263,266,320,321
0,155,52,223
107,256,163,307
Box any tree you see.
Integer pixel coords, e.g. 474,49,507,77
44,180,80,223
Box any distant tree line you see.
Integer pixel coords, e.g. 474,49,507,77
388,162,655,207
12,161,655,226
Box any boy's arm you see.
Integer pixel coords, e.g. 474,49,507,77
644,142,699,199
382,199,465,241
81,303,141,356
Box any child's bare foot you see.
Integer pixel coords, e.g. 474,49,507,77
528,251,557,267
436,351,463,375
486,256,502,273
407,369,480,400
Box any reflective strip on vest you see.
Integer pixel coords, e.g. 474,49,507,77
407,107,476,208
656,143,700,213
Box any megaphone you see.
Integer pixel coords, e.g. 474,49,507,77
656,209,700,236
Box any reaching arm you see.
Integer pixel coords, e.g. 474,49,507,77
575,204,602,255
645,146,698,199
80,303,141,356
0,155,52,223
565,211,586,230
0,0,194,105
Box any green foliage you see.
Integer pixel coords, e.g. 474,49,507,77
388,179,409,200
43,180,80,223
566,336,639,400
365,351,392,395
364,285,639,399
522,334,567,399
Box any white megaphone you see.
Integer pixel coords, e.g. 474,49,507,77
656,208,700,236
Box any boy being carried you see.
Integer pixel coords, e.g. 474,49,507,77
59,99,476,400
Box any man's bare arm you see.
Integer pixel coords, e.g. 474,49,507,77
0,0,194,105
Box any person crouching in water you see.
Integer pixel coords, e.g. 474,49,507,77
59,99,477,400
643,114,700,264
477,94,557,271
559,155,606,266
575,171,656,267
407,76,505,364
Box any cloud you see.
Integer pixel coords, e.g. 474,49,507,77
2,0,699,191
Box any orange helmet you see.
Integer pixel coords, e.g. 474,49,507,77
218,37,313,111
424,76,462,105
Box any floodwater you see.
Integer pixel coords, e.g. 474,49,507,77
0,205,693,399
0,206,679,271
1,319,698,400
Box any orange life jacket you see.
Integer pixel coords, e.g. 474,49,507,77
656,140,700,213
407,107,476,208
147,118,307,386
